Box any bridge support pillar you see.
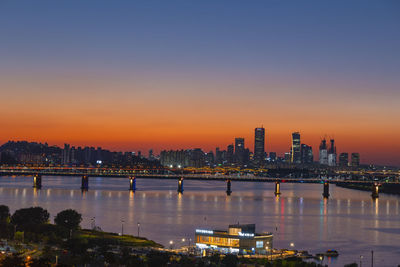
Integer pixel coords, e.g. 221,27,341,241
177,177,184,193
226,179,232,196
33,174,42,189
274,181,281,196
371,183,379,199
81,175,89,191
129,176,136,191
322,181,330,198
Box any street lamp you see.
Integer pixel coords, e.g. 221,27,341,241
360,255,363,267
169,240,174,249
121,219,124,236
290,242,294,248
91,217,96,229
137,222,140,237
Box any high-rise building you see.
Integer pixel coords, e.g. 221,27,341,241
339,153,348,167
62,144,70,165
328,139,337,167
319,139,328,165
205,151,214,166
148,149,154,160
291,132,301,164
301,144,313,164
227,144,234,164
269,152,277,162
215,147,222,165
284,152,291,163
235,138,245,165
351,153,360,167
254,127,265,166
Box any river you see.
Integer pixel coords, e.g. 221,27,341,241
0,176,399,266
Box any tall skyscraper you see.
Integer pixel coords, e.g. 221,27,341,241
227,144,234,164
235,138,245,165
328,139,337,166
62,144,70,165
215,147,222,165
301,144,313,164
319,139,328,165
339,153,349,167
291,132,301,164
351,153,360,167
254,127,265,166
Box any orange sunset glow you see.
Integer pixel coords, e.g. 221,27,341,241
1,1,399,166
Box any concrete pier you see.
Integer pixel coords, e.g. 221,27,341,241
81,175,89,191
129,176,136,191
226,179,232,196
274,181,281,196
33,174,42,189
322,181,330,198
371,183,379,199
177,177,184,193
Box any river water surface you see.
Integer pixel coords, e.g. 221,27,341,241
0,176,399,266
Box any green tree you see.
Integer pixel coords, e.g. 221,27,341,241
54,209,82,230
0,205,10,222
11,207,50,230
222,254,238,266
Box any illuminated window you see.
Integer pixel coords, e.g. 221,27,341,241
256,241,263,248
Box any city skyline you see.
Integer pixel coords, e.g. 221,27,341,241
0,128,370,167
1,1,399,166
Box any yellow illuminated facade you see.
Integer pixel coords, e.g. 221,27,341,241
195,224,273,254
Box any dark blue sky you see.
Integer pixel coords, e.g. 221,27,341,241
1,1,399,85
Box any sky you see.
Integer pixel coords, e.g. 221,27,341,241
0,1,399,166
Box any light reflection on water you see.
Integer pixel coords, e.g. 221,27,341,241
0,176,400,266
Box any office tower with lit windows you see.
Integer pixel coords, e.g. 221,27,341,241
254,127,265,166
62,144,70,165
284,152,291,163
301,144,313,164
339,153,349,167
291,132,301,164
235,138,245,165
328,139,337,166
319,139,328,165
351,153,360,167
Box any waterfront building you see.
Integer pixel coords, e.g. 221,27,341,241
351,153,360,167
195,224,273,255
290,132,301,164
254,127,265,166
328,139,337,167
319,139,328,165
339,153,348,167
300,144,313,164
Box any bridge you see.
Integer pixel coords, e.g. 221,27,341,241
0,166,398,199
